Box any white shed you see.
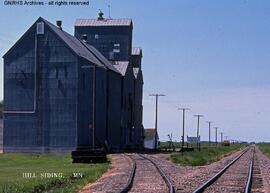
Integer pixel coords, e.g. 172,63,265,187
144,128,159,149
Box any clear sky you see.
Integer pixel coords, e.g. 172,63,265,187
0,0,270,142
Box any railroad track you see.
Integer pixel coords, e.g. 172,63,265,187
193,146,255,193
119,153,175,193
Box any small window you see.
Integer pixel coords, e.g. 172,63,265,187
37,22,44,34
113,43,120,53
113,48,120,53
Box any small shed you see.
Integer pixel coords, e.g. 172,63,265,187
144,128,158,149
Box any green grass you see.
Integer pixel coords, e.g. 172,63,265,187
160,141,226,150
257,143,270,158
0,153,109,193
170,144,245,166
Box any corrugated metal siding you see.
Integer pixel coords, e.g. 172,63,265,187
121,67,135,148
107,71,122,150
4,114,40,151
38,29,78,149
4,26,36,111
75,24,132,61
132,55,144,147
77,58,94,147
3,25,40,151
77,59,111,149
95,67,107,147
83,43,119,73
3,17,144,152
4,22,78,152
75,18,132,27
44,18,104,67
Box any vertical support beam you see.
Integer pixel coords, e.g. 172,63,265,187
178,108,190,149
194,115,203,151
214,127,218,147
154,95,158,150
155,95,158,149
206,121,212,147
182,110,185,148
149,94,165,150
92,65,96,148
221,132,224,144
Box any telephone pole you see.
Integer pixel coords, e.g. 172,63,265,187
206,121,212,146
214,127,218,146
149,94,165,150
178,107,190,149
194,114,203,150
220,132,224,143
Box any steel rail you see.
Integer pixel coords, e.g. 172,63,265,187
193,147,251,193
118,154,136,193
244,147,255,193
139,154,175,193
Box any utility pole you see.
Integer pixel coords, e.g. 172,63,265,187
149,94,165,150
178,107,190,149
220,132,224,143
194,114,203,151
206,121,212,147
214,127,218,147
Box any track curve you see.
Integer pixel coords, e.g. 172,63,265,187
120,153,175,193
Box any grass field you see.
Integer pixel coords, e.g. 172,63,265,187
257,143,270,158
0,153,109,193
170,144,245,166
160,141,230,149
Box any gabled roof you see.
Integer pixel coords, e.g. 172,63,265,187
41,18,104,67
75,18,132,27
113,61,129,76
3,17,124,75
81,42,119,73
3,17,103,68
132,47,142,56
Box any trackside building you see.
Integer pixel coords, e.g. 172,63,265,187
3,14,144,153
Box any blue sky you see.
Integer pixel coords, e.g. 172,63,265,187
1,0,270,142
